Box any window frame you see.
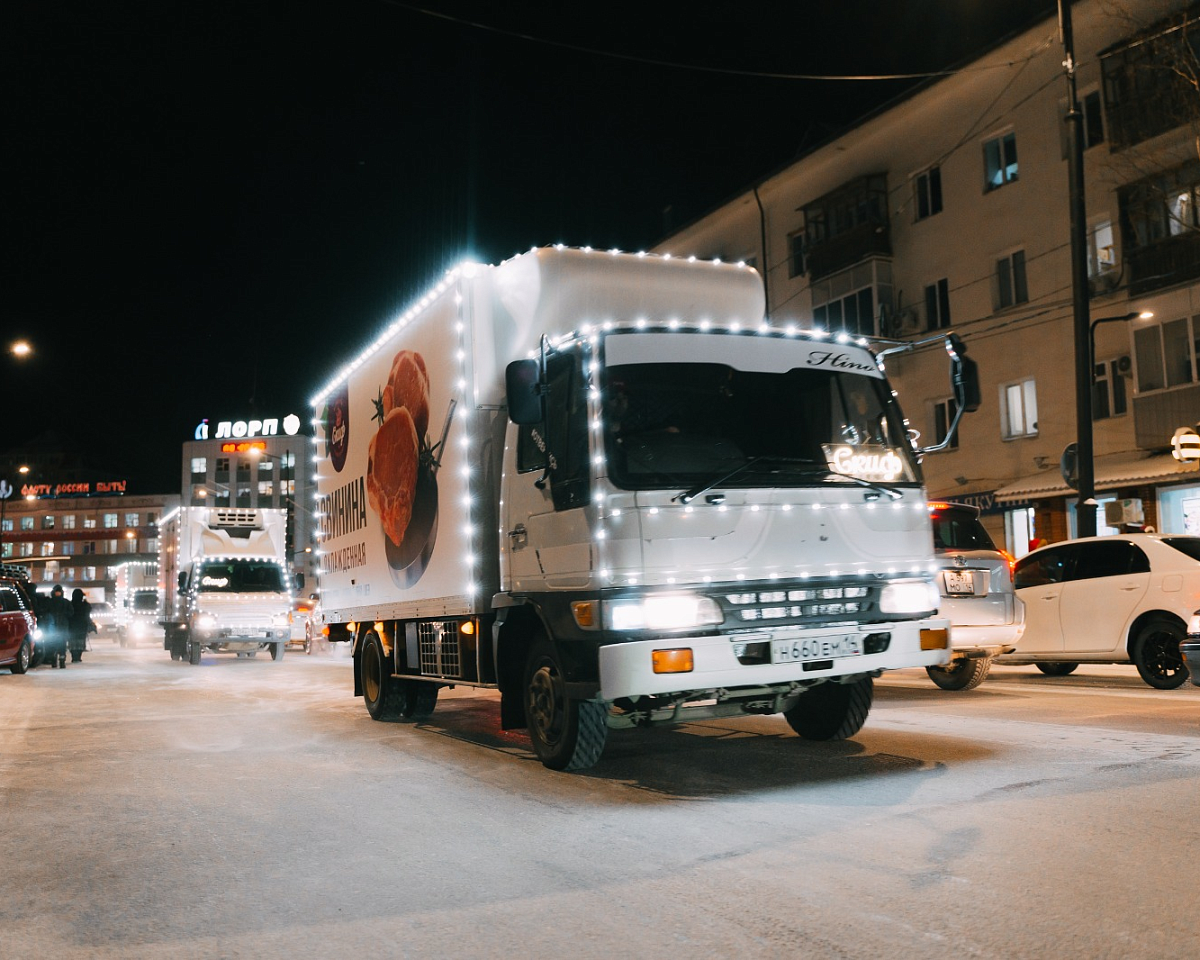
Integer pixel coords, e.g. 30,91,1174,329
914,165,943,221
983,130,1019,192
996,250,1029,309
1000,378,1039,439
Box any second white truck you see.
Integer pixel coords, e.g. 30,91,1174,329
159,507,294,664
311,246,979,769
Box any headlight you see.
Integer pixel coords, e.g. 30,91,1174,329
195,613,217,631
879,580,938,615
272,613,290,628
606,594,724,632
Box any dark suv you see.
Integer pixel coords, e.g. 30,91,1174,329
0,565,39,674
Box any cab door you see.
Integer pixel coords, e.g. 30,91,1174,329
1059,540,1150,654
501,351,594,593
1012,545,1076,654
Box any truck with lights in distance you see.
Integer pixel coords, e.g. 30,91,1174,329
159,506,294,664
311,246,978,770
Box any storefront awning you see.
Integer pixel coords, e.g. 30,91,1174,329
993,451,1200,502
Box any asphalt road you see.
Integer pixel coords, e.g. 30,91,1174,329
2,641,1198,959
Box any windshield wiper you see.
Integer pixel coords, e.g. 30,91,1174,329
673,456,820,504
820,470,905,500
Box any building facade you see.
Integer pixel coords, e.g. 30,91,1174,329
654,0,1200,556
0,492,179,600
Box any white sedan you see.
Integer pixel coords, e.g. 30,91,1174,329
1002,534,1195,688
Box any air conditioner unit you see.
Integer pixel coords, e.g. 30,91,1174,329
1104,498,1144,526
1116,355,1133,376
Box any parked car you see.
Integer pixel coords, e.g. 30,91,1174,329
924,501,1024,690
288,597,317,652
1003,534,1196,689
1181,613,1200,687
0,567,39,674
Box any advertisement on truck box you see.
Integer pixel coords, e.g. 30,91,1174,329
315,294,470,616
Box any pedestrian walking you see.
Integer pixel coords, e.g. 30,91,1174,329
44,585,72,668
68,588,92,663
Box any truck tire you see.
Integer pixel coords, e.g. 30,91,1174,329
361,632,405,720
524,638,608,771
783,676,873,740
189,638,202,665
925,656,991,691
270,642,285,662
403,681,438,720
1132,619,1188,690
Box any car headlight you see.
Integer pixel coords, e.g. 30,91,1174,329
605,594,724,632
879,579,938,615
195,613,217,631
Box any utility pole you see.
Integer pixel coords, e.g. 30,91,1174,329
1061,0,1097,538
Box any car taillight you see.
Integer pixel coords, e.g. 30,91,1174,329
1000,550,1016,580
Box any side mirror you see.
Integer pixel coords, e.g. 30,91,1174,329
294,572,305,591
506,358,543,425
178,572,188,591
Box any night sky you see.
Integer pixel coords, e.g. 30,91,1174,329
2,0,1057,492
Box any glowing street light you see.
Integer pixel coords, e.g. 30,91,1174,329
10,341,32,359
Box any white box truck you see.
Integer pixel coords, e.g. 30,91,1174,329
311,246,979,770
113,560,162,647
159,506,294,664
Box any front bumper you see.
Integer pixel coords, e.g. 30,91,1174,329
598,618,950,701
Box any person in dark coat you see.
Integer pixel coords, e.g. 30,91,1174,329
44,585,72,668
68,588,92,663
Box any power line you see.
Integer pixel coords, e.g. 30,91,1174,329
386,1,1040,82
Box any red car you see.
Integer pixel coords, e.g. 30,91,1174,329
0,567,38,674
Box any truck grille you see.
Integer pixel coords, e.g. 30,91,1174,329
417,621,461,676
719,582,880,627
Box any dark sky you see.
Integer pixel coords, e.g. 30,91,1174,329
2,0,1057,492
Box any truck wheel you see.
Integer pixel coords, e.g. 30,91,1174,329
926,656,991,691
1035,662,1078,677
361,633,405,720
403,681,438,720
783,676,873,740
1132,619,1188,690
270,642,285,662
188,639,202,665
10,638,31,674
524,639,607,771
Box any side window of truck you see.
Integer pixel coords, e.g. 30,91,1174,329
516,423,549,473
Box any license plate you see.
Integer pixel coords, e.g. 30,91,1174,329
944,570,975,595
771,635,863,664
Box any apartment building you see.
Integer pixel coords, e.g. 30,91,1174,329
654,0,1200,556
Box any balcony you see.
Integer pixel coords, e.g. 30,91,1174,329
1126,232,1200,296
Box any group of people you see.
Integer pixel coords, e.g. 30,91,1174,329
29,585,94,668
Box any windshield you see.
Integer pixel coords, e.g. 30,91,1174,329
1160,537,1200,563
196,560,286,593
600,350,919,492
132,592,159,613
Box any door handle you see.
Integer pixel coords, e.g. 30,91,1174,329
508,524,528,547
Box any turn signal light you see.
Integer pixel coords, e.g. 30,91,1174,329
571,601,598,628
920,628,949,650
651,648,694,674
